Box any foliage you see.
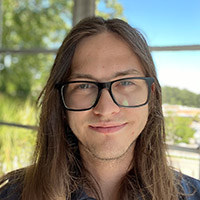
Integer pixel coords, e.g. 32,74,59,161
0,95,37,175
0,0,73,100
162,86,200,108
165,112,195,144
96,0,125,20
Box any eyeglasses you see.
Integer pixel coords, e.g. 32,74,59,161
56,77,154,111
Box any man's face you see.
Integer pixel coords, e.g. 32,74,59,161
67,32,149,161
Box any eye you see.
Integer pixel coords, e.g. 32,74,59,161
78,83,92,89
119,80,134,86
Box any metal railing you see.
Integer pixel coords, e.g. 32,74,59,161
167,144,200,179
0,121,37,130
0,45,200,55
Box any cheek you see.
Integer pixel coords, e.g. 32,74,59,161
67,112,88,135
139,108,148,130
67,112,79,131
128,106,149,130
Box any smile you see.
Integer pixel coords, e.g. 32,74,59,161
89,123,127,134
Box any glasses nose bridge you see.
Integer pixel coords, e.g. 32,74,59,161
95,82,113,104
93,81,117,109
98,82,112,93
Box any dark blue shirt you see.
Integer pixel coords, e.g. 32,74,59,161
0,174,200,199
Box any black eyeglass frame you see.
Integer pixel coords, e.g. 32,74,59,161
56,77,154,111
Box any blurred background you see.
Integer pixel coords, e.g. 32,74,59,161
0,0,200,178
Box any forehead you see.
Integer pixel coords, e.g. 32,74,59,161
70,32,145,81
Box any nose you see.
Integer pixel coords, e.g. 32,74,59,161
92,89,120,116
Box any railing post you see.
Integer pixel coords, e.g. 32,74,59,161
72,0,96,26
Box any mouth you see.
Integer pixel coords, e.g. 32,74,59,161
89,123,127,134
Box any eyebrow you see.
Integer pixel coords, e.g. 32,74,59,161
114,69,142,77
70,69,142,80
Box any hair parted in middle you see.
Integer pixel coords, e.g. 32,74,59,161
20,17,184,200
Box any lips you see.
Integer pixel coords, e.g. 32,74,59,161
89,123,127,134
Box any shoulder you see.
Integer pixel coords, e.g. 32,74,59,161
180,173,200,199
0,170,24,200
0,181,22,200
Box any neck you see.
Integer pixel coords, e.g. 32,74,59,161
80,144,134,200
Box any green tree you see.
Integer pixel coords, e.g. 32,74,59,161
96,0,124,19
0,0,73,100
162,86,200,108
165,112,195,144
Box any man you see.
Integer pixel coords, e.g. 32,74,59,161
0,16,200,200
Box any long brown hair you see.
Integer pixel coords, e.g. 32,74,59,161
1,17,185,200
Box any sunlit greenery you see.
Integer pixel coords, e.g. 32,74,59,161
0,95,38,176
163,86,200,108
165,111,196,144
1,0,72,100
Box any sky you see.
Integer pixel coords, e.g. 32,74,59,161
116,0,200,94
